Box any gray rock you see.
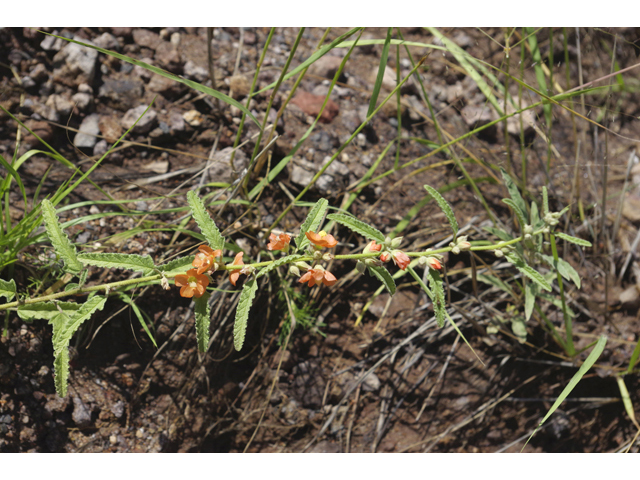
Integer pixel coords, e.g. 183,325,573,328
52,37,99,85
74,113,100,149
93,139,108,157
154,41,181,70
207,147,248,183
40,31,65,51
93,32,119,50
121,105,158,134
361,372,381,392
309,130,336,152
29,63,49,83
71,92,92,111
309,55,344,79
78,83,93,94
132,58,154,81
132,29,161,49
71,395,92,428
98,78,144,111
291,164,315,187
168,111,185,132
183,60,208,82
31,102,59,122
45,94,74,116
21,76,36,89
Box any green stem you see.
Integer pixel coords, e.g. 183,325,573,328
550,233,575,356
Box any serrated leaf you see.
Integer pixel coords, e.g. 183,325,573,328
428,269,447,328
41,199,82,273
78,253,155,275
295,198,329,251
51,295,107,397
539,254,581,289
502,198,527,231
367,265,396,296
158,256,196,276
327,213,385,243
505,254,552,292
233,278,258,351
0,278,16,301
542,186,549,216
17,301,82,322
187,190,224,250
256,255,303,279
554,232,592,248
524,281,539,321
500,168,527,219
423,185,458,238
194,294,211,353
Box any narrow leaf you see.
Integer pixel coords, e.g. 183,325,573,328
119,293,157,348
367,28,393,117
256,255,303,279
423,185,459,238
41,199,82,273
539,254,581,289
0,278,16,301
500,168,527,220
524,281,538,321
367,265,396,296
78,253,155,275
477,273,515,297
234,278,258,351
554,232,592,248
616,376,638,428
187,191,224,250
523,335,607,449
505,254,552,292
194,294,211,353
18,301,81,322
502,198,527,231
327,213,385,243
542,186,549,216
295,198,328,251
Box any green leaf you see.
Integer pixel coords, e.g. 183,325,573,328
194,294,211,353
542,186,549,216
17,301,81,322
511,316,528,343
295,198,329,251
554,232,592,248
51,295,107,397
367,265,396,296
119,293,157,348
616,376,638,427
500,168,527,221
327,213,385,244
423,185,459,238
78,253,155,275
505,254,552,292
477,273,515,297
0,278,16,301
367,27,393,117
523,335,607,450
158,256,196,276
187,191,224,250
428,269,447,328
256,255,303,279
484,226,514,243
234,278,258,351
41,199,83,273
539,254,581,289
502,198,527,231
524,281,538,321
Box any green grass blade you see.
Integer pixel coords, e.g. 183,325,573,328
367,28,393,117
119,293,157,348
523,335,607,450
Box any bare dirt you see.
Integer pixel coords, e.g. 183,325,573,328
1,27,639,452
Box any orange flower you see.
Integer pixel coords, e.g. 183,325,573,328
426,257,442,270
306,230,337,249
267,232,291,251
299,267,337,287
228,252,245,287
380,251,391,263
175,268,210,298
192,245,222,274
363,240,382,254
391,250,410,270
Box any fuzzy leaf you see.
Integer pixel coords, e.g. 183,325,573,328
500,168,527,220
423,185,459,238
327,213,385,243
296,198,329,251
41,199,82,273
194,294,211,353
158,256,196,276
554,232,592,248
0,278,16,302
367,265,396,296
234,278,258,351
17,301,81,322
51,295,107,397
505,254,552,292
256,255,303,279
428,269,447,328
78,253,155,275
524,281,538,321
187,190,224,250
539,254,581,289
542,186,550,216
502,198,527,231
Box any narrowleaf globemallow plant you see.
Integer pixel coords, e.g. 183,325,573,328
0,171,592,397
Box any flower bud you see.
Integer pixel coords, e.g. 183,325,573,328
363,240,382,254
356,260,366,274
322,253,334,262
494,249,504,258
313,250,324,261
418,256,427,266
390,236,403,249
289,265,301,277
451,245,461,255
380,252,391,263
